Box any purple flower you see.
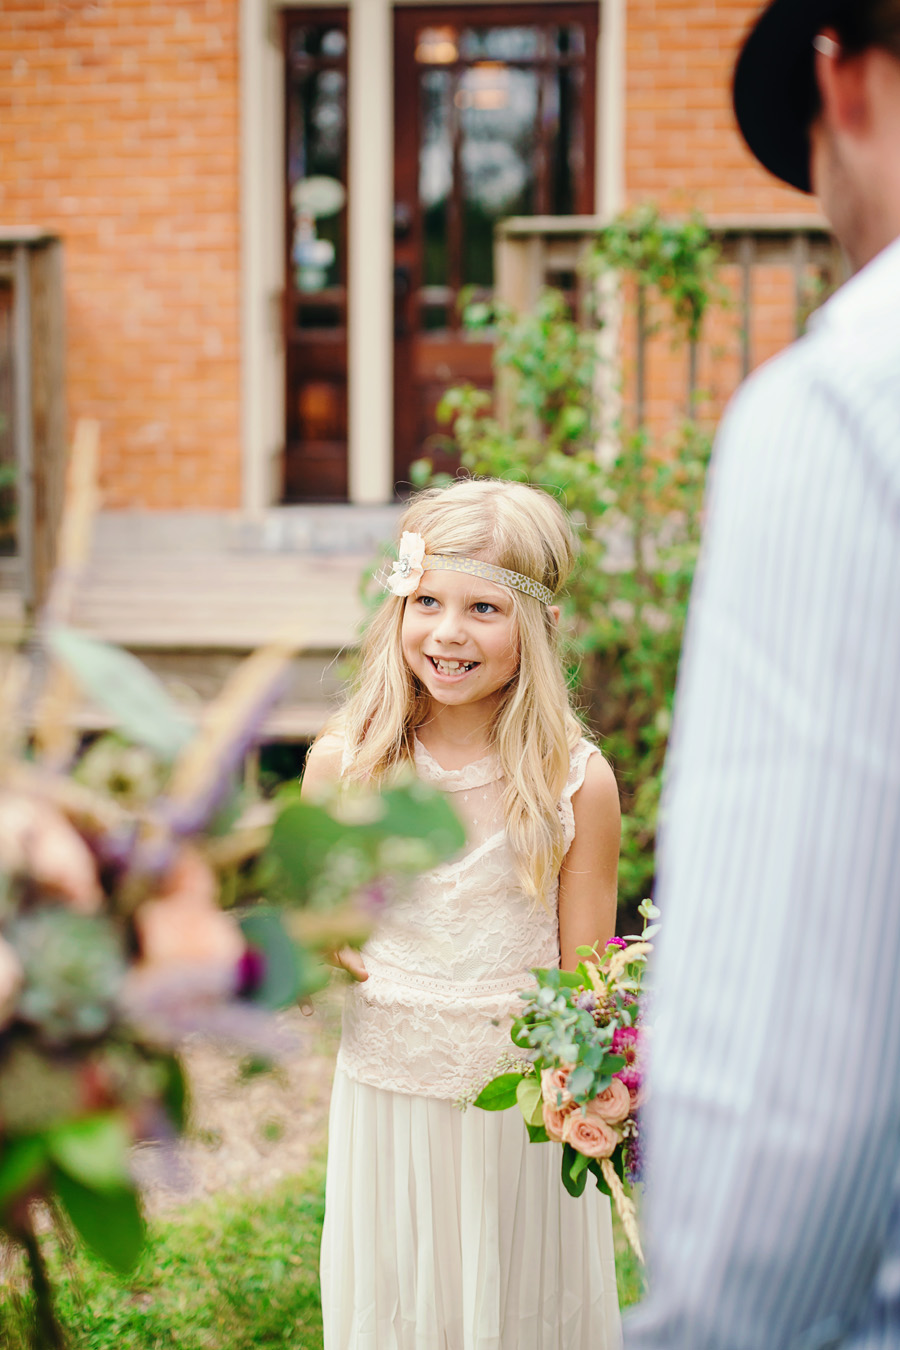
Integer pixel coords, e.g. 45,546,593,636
574,990,598,1013
236,946,267,997
625,1122,643,1184
605,937,627,951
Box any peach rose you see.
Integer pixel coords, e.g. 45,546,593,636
542,1098,577,1143
541,1065,574,1110
133,846,245,969
585,1076,632,1124
562,1110,620,1160
0,792,101,913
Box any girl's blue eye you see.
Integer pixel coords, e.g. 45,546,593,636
474,602,496,615
418,595,438,608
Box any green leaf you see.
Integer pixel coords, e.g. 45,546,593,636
575,945,595,958
373,785,466,860
240,908,303,1009
46,1113,131,1192
52,1169,145,1273
525,1122,550,1144
556,970,583,989
47,627,193,760
266,801,352,897
560,1143,588,1198
568,1065,595,1100
589,1158,613,1198
473,1073,523,1112
516,1075,544,1128
0,1136,46,1207
162,1055,189,1132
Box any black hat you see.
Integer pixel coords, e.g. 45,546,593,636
733,0,849,194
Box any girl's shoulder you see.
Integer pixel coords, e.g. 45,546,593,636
560,735,618,843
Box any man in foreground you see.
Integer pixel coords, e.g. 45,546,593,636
626,1,900,1346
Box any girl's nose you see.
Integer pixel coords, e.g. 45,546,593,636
432,607,466,643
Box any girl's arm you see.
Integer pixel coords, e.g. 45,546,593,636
300,734,369,982
557,753,621,971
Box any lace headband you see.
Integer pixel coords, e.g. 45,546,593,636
385,531,555,605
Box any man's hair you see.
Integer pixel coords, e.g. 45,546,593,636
836,0,900,60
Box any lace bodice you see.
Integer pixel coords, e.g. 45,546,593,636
337,736,600,1100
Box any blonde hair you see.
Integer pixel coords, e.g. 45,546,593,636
325,478,585,904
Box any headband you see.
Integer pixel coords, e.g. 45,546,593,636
385,532,555,605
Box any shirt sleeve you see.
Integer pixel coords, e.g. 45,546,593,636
624,350,900,1350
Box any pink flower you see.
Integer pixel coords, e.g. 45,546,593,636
586,1076,631,1124
612,1025,643,1101
562,1110,620,1159
387,532,427,597
0,792,101,914
541,1065,574,1109
542,1098,577,1142
134,846,245,971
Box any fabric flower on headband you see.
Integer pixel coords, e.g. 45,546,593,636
387,531,427,597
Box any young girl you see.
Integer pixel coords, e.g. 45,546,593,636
303,478,623,1349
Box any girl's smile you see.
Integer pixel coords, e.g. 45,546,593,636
401,568,519,710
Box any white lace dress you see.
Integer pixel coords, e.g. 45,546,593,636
320,737,623,1350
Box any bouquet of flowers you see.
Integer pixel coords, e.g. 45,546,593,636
0,626,464,1348
474,899,658,1262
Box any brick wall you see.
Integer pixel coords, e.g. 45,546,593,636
625,0,823,218
0,0,241,509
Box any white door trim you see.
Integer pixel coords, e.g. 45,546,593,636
239,0,625,508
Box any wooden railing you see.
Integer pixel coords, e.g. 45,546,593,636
494,214,847,426
0,229,66,618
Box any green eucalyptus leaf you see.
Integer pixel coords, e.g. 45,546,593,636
47,1112,131,1192
473,1073,522,1112
0,1136,46,1207
266,801,355,898
162,1055,189,1132
515,1075,544,1128
239,908,303,1009
47,627,193,760
53,1169,146,1273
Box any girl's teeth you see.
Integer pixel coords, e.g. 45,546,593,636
434,659,474,674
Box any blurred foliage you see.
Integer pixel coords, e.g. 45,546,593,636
413,206,723,910
0,626,463,1347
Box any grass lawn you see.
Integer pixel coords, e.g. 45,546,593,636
1,1163,644,1349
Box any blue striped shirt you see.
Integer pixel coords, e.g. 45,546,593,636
625,234,900,1350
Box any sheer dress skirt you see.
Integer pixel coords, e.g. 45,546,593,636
320,1066,623,1350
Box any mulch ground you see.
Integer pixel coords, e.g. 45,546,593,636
134,982,343,1218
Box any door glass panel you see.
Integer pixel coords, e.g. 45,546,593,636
548,65,583,215
287,66,346,292
553,23,586,56
459,26,542,62
420,69,453,287
460,66,538,285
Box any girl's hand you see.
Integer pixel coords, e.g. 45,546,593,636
330,945,369,982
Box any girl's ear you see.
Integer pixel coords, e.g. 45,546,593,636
548,605,561,627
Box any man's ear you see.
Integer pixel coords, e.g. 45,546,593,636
815,27,873,136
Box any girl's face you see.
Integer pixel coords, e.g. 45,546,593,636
401,567,520,713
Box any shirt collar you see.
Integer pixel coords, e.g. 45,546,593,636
811,232,900,336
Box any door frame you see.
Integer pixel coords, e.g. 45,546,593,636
239,0,624,510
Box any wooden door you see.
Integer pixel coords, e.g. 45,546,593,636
281,10,349,502
393,5,598,486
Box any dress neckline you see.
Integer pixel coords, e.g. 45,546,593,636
413,735,502,790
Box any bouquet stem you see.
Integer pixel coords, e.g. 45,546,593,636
600,1159,645,1266
18,1213,68,1350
